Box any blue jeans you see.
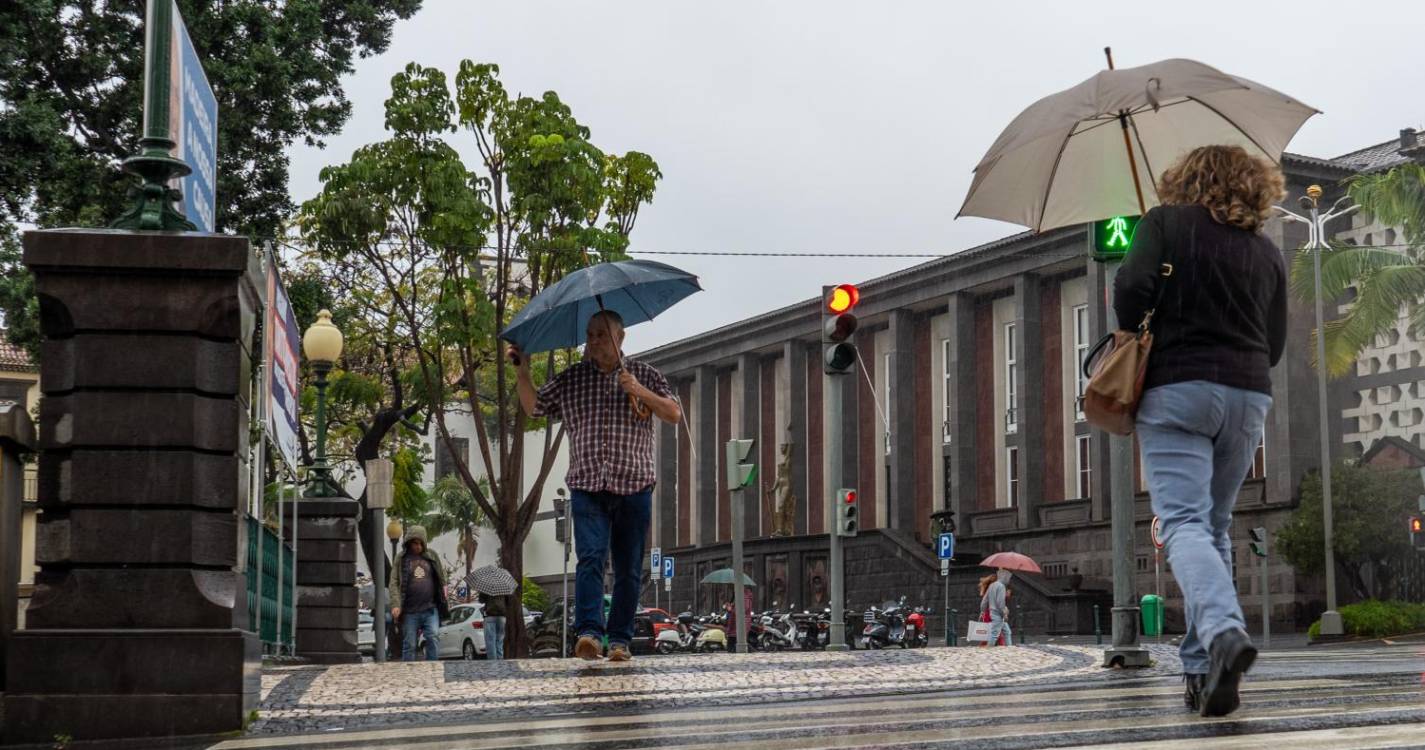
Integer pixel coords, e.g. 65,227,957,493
1137,381,1271,674
572,488,652,648
401,609,440,661
484,616,506,660
988,613,1013,646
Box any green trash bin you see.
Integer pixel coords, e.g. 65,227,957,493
1140,594,1163,637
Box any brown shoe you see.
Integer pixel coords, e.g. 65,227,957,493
607,644,632,662
574,635,602,661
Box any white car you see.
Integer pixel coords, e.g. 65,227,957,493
356,610,375,655
426,604,486,660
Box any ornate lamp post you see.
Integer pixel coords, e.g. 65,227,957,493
302,309,344,497
386,518,403,565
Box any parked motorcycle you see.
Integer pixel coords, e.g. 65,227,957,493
906,606,929,648
758,604,803,651
655,611,729,654
860,596,911,649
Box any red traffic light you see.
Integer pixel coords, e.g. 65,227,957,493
1412,517,1423,534
844,490,857,504
827,284,859,314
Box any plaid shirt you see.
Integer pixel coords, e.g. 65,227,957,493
536,359,673,495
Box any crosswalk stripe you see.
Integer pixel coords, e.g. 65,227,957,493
1058,722,1425,750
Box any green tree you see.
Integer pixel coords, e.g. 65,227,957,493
422,475,488,577
0,0,423,357
299,61,659,654
1277,460,1420,601
521,577,550,614
1291,164,1425,377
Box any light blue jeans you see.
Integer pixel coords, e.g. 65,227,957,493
988,614,1013,646
484,616,506,660
1136,380,1271,674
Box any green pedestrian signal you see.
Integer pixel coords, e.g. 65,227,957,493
1092,215,1141,261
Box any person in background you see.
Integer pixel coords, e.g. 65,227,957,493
387,525,449,661
479,591,508,661
1114,144,1287,718
980,569,1013,646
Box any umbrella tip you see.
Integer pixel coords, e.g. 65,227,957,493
1103,46,1115,70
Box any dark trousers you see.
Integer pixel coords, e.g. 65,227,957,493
572,487,652,647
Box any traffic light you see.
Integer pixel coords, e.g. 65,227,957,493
1248,527,1268,558
836,488,858,537
553,492,568,544
725,438,757,490
822,284,860,375
1411,516,1424,551
1091,215,1141,261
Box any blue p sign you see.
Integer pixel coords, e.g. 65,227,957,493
662,557,675,580
937,532,955,560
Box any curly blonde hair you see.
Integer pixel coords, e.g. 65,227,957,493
1157,145,1285,232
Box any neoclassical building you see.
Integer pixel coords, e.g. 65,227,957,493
637,128,1424,633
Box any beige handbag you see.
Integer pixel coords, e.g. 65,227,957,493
1082,260,1174,435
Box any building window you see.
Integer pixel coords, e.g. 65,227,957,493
1076,434,1092,500
941,338,953,444
1247,429,1267,480
1073,304,1089,420
1005,322,1018,434
884,352,892,455
1005,446,1019,508
435,436,469,480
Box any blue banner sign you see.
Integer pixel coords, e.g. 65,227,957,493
169,3,218,231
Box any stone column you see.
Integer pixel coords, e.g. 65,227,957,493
1013,274,1045,531
738,353,760,540
945,294,977,531
887,310,917,533
282,497,361,663
657,415,678,551
696,365,717,546
782,342,808,536
4,230,262,744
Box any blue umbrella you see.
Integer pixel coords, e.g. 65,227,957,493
500,259,702,355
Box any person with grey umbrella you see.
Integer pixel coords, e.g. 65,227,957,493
1115,145,1287,717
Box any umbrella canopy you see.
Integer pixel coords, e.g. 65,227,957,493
465,565,518,597
958,57,1317,232
500,259,702,355
699,568,757,587
980,551,1042,574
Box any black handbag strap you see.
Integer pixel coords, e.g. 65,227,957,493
1079,221,1179,380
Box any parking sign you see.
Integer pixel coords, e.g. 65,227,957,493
937,532,955,560
651,547,662,576
662,556,675,580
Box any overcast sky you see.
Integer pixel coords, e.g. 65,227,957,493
287,0,1423,352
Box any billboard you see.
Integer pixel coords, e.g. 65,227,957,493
266,265,301,470
161,2,218,232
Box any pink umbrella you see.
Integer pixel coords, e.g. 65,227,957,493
981,552,1042,574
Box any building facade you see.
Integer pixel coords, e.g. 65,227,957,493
638,130,1424,633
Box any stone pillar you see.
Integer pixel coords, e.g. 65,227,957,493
1013,274,1045,531
657,416,678,551
782,342,808,536
282,497,361,663
737,353,760,540
696,365,717,546
945,294,977,530
887,310,917,533
0,404,35,693
3,230,262,744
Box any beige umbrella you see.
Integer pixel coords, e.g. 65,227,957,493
958,50,1318,232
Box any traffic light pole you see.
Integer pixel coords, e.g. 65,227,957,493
826,372,848,651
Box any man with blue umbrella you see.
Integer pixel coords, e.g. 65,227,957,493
511,305,683,661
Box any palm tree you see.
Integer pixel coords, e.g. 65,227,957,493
1291,163,1425,377
422,474,490,577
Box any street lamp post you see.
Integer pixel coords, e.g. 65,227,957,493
302,310,345,498
1274,185,1358,637
386,518,403,569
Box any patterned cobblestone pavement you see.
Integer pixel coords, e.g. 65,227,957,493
250,644,1183,736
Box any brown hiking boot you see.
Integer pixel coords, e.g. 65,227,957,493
607,644,632,662
574,635,602,661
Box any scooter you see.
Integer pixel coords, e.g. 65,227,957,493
655,611,729,654
758,605,802,651
906,606,928,648
860,596,911,649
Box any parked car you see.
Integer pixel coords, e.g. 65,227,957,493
356,610,374,656
525,599,662,657
416,604,486,660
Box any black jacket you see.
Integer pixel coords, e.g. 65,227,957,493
1113,204,1287,395
388,548,450,620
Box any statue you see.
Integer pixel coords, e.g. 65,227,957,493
766,437,797,537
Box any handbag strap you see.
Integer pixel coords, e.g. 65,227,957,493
1137,221,1182,332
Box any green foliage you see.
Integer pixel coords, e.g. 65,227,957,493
422,474,489,575
1291,164,1425,377
1308,600,1425,639
1277,460,1420,601
0,0,423,355
521,576,550,613
390,445,431,524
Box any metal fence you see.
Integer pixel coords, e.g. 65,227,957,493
246,516,294,649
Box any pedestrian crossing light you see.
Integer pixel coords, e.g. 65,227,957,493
725,438,757,490
1411,516,1424,551
1248,526,1268,558
822,284,860,375
1092,215,1141,261
836,488,859,537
